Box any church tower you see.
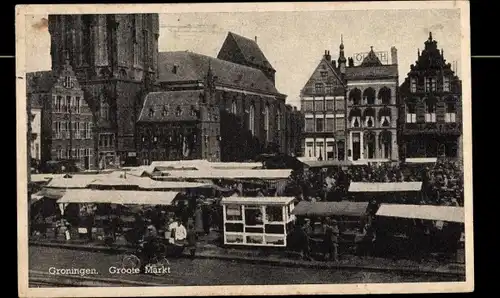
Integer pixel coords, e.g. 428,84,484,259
48,14,160,166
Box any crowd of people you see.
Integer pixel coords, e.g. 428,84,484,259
287,159,464,206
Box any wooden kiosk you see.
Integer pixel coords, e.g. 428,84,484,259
220,196,296,247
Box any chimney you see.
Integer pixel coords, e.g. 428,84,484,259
324,50,331,62
254,36,257,43
391,46,398,65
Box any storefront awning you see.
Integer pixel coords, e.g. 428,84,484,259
348,182,422,192
376,204,464,223
291,201,369,217
221,196,295,206
57,189,180,205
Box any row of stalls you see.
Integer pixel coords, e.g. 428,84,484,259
218,197,465,262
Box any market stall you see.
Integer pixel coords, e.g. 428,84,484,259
220,196,296,247
374,203,465,262
348,181,423,204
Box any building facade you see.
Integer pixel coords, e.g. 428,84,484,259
345,46,399,161
48,14,160,167
30,94,43,162
27,61,96,169
148,32,302,162
136,66,221,163
300,46,347,161
398,33,462,159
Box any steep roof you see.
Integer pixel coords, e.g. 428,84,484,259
219,32,275,71
26,70,55,94
137,91,202,123
346,65,398,80
158,51,281,95
360,47,383,67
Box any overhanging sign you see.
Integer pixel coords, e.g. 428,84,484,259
353,51,389,65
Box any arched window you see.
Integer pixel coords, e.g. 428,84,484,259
363,108,375,128
363,88,376,105
349,108,362,128
349,88,361,105
249,104,255,135
231,100,237,114
379,107,392,127
425,97,437,123
264,104,270,141
379,130,392,159
99,94,110,121
364,131,376,159
378,87,391,105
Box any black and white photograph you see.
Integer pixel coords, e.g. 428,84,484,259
16,2,473,296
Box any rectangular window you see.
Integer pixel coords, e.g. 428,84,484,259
265,206,283,222
335,98,345,111
320,71,328,78
410,78,417,93
326,118,334,132
57,96,63,113
425,103,436,123
302,101,313,111
335,117,345,131
315,101,324,111
66,96,72,113
406,104,417,123
445,103,457,123
425,77,436,92
75,97,81,113
325,83,333,94
88,122,93,139
315,118,324,132
325,100,334,111
443,76,450,92
305,119,314,132
315,83,324,94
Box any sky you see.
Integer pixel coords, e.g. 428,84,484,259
24,9,462,109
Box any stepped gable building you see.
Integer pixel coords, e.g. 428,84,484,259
345,45,399,161
136,63,221,163
47,14,160,167
300,38,348,161
26,59,96,169
398,33,462,159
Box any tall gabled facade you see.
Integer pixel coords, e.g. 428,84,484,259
300,45,347,161
398,33,462,159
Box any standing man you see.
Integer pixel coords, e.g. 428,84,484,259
323,217,340,262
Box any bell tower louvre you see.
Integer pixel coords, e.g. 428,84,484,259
48,14,160,167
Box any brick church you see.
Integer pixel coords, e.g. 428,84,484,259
27,14,302,168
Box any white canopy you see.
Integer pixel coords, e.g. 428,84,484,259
221,196,295,205
57,189,180,205
46,175,107,188
209,162,263,169
376,203,464,223
348,182,423,192
405,157,438,164
89,176,211,189
150,160,212,171
163,169,292,180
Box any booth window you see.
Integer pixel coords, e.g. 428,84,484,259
265,206,283,222
225,222,244,233
225,204,243,221
244,206,263,226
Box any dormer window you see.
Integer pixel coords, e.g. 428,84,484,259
148,108,154,117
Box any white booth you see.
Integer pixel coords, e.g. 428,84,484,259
221,197,296,247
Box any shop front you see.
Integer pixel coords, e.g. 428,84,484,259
221,197,296,247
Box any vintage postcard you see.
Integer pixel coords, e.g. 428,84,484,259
16,1,473,297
